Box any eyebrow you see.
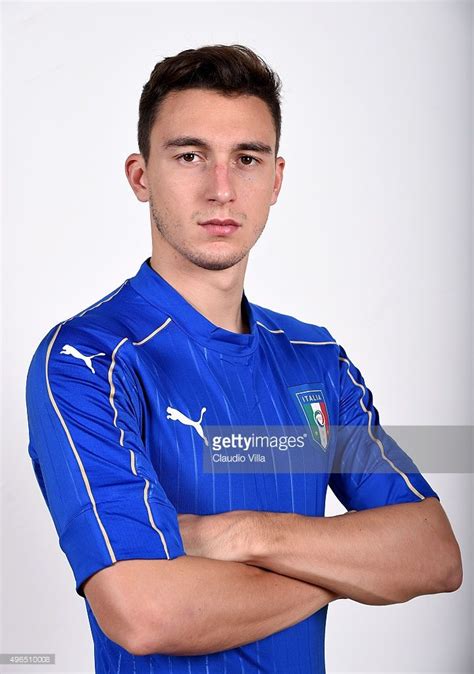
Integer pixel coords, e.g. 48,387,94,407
162,136,273,155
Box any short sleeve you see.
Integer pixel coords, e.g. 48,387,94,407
25,322,186,598
328,343,440,512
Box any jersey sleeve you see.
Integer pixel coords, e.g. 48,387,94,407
25,321,186,598
328,342,440,511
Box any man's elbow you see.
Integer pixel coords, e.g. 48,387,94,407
90,557,229,657
98,600,171,657
124,612,176,656
84,558,193,657
441,541,463,593
422,539,463,599
427,499,463,594
394,541,463,605
126,606,207,657
127,631,162,658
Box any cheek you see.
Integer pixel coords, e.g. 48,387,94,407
241,179,275,215
239,169,275,197
153,163,195,194
236,175,272,196
170,174,208,206
154,175,195,210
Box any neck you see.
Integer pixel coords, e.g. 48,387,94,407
149,252,250,335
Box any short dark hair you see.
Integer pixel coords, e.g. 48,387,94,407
138,44,282,165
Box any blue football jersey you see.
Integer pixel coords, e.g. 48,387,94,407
25,257,439,673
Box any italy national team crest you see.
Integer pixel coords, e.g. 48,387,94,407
294,389,330,451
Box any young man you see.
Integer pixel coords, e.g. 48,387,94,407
26,44,462,673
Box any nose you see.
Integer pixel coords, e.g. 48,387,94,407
205,163,236,205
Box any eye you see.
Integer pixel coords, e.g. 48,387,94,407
239,155,259,166
177,152,199,163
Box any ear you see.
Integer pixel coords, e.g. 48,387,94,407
124,153,149,203
270,156,285,206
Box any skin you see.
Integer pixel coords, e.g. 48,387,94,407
84,556,340,657
125,88,285,332
178,498,463,606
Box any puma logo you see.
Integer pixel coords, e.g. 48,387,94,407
60,344,106,374
166,405,208,446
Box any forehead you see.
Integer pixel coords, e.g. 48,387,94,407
150,88,275,149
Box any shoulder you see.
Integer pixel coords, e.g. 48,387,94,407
27,277,146,379
250,301,339,347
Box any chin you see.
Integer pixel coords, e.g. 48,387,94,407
185,250,247,271
193,258,241,272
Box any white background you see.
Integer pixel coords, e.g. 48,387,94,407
1,1,472,672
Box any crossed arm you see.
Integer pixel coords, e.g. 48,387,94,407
178,497,463,606
85,555,341,656
85,497,462,656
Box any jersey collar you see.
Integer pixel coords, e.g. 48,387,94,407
129,258,259,357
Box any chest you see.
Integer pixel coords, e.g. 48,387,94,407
132,335,340,516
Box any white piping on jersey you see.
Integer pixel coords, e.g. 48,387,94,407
255,321,424,500
64,279,129,324
45,323,117,564
290,339,338,345
256,321,285,334
339,355,425,500
142,479,171,557
108,338,128,448
134,318,336,345
256,321,337,345
130,448,137,475
132,317,172,346
46,319,171,567
107,336,170,559
42,280,130,565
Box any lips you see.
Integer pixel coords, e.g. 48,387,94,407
199,219,241,236
200,219,240,227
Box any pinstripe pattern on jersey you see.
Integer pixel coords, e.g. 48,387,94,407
45,282,175,570
338,355,425,500
107,334,172,558
257,322,425,501
45,321,117,565
30,258,438,673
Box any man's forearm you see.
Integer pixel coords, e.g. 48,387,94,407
245,498,462,605
178,498,462,607
131,556,341,656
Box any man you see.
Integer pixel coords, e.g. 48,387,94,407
26,44,462,673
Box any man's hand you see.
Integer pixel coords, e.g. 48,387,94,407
178,510,256,562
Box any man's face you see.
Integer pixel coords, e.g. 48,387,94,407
130,88,285,272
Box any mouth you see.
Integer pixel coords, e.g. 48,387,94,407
198,219,241,236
